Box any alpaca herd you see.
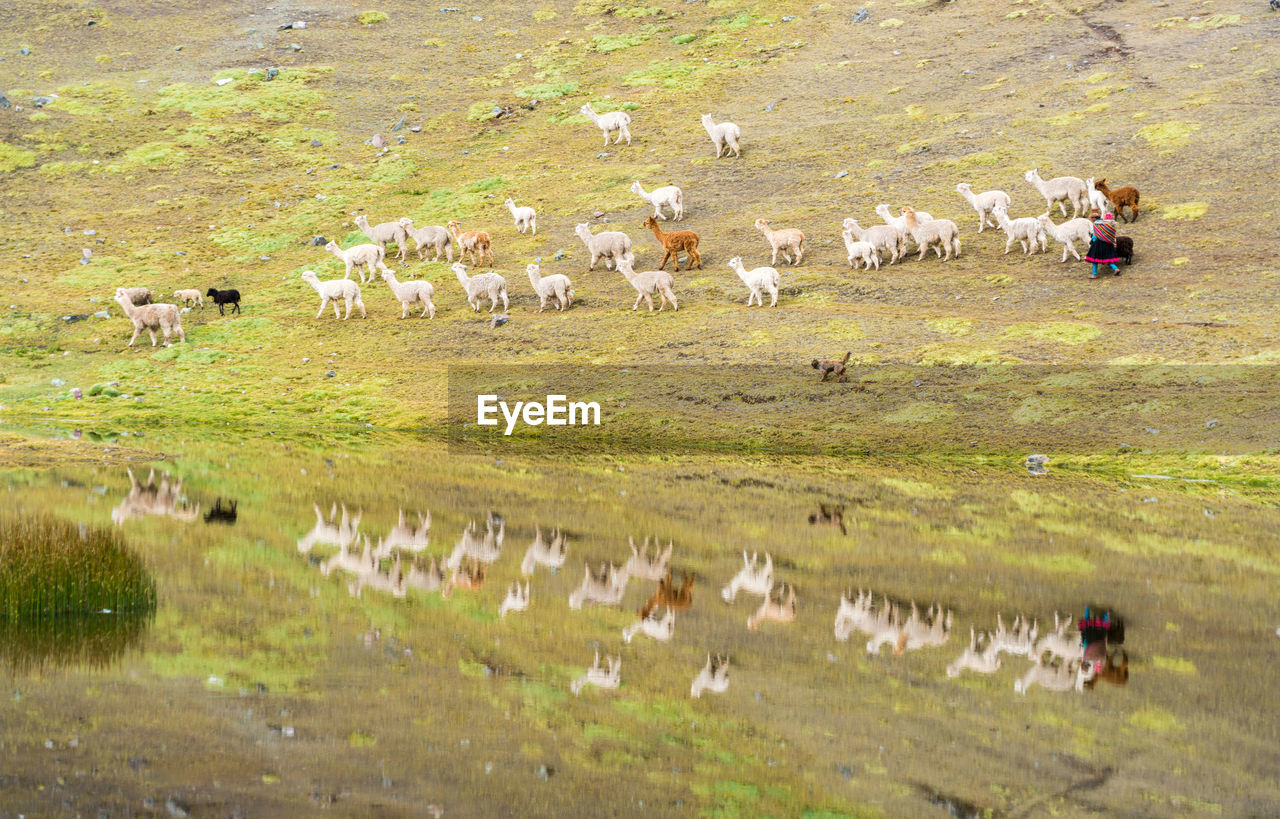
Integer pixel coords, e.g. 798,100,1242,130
292,506,1126,701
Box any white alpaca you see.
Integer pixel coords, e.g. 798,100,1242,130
945,628,1002,677
380,269,436,319
875,203,933,240
504,198,537,235
622,608,675,643
1032,612,1083,664
991,613,1039,658
1037,214,1094,262
901,207,961,261
624,536,672,582
1024,168,1089,219
700,113,741,158
526,264,573,312
325,240,388,283
570,651,621,695
727,256,779,307
568,561,630,610
354,214,408,263
690,654,730,699
575,222,634,270
172,289,203,308
754,219,804,266
954,183,1011,233
113,288,183,347
399,217,453,262
1085,177,1110,215
746,583,796,631
615,256,677,313
451,262,508,313
630,181,684,221
301,270,366,320
521,525,568,576
1015,659,1081,694
842,235,880,270
498,581,530,618
991,204,1047,255
721,551,773,603
580,103,632,146
842,218,905,265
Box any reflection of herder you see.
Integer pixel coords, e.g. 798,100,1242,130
1079,607,1128,688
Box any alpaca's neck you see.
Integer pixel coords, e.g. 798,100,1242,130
702,119,715,137
647,222,664,238
454,269,470,285
903,213,917,231
527,270,541,288
115,296,136,317
305,279,323,295
506,202,517,215
383,272,399,286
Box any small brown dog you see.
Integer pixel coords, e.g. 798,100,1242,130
812,351,851,382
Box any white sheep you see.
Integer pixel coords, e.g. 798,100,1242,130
1037,213,1094,262
727,256,779,307
615,256,677,312
1085,178,1110,215
991,204,1047,255
842,218,905,265
1024,168,1089,219
325,240,388,283
354,214,408,263
630,180,683,221
901,207,961,261
574,222,633,271
172,289,203,308
842,234,880,270
580,103,632,146
380,269,436,319
700,113,741,158
526,264,573,312
113,288,183,347
451,262,508,313
954,183,1011,233
754,218,804,266
399,217,454,262
504,198,537,235
301,270,366,320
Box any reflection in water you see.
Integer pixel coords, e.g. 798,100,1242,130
991,613,1039,658
624,536,672,582
639,569,694,619
568,560,629,610
384,509,431,552
690,653,731,699
111,468,199,526
447,514,504,569
444,557,488,599
808,502,847,535
721,551,773,603
521,525,568,576
622,607,676,643
946,628,1002,678
747,582,797,631
1032,611,1084,664
1014,656,1082,694
296,503,362,555
498,581,530,618
203,498,238,525
0,610,154,672
570,651,621,696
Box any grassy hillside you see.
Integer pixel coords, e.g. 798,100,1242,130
0,0,1277,459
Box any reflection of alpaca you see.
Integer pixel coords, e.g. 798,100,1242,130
521,526,568,576
112,468,200,526
639,570,693,619
384,509,431,552
296,503,361,554
690,654,730,698
721,551,772,603
570,651,621,695
1015,659,1081,694
946,628,1002,678
447,514,504,570
624,536,672,582
568,562,629,610
747,583,796,630
1081,651,1129,689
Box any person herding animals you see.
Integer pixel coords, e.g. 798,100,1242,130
1084,209,1121,279
813,352,851,382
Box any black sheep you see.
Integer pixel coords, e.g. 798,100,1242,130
1115,236,1133,266
206,287,242,315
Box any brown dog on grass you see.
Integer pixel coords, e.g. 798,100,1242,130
813,351,851,382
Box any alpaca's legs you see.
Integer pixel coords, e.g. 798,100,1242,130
531,217,537,235
663,286,678,311
233,301,241,314
690,247,701,269
658,251,671,270
632,292,643,311
316,298,327,320
768,286,777,307
644,292,655,312
501,290,509,312
1005,237,1014,254
770,247,778,266
147,328,158,346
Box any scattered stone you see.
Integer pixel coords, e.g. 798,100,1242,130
1024,454,1049,475
165,796,191,818
592,211,606,219
553,249,568,261
86,19,96,26
309,138,322,147
51,378,65,386
325,370,335,378
289,43,302,52
302,357,310,363
81,249,92,264
472,15,484,21
852,7,870,23
310,235,326,246
128,755,149,771
764,101,778,112
32,95,55,108
440,7,461,12
174,45,184,51
19,47,31,56
278,21,306,30
396,135,406,145
266,67,279,81
215,78,233,86
491,106,504,118
93,310,109,319
371,133,386,148
490,314,509,328
521,98,539,110
390,116,406,131
781,15,794,21
0,95,9,109
84,229,97,236
409,122,422,132
327,163,339,169
596,152,609,158
1204,418,1220,429
834,170,849,179
1144,427,1159,434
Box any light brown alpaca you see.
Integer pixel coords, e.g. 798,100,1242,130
644,216,701,271
1093,178,1140,223
114,288,184,347
639,569,693,620
442,557,487,598
754,219,804,266
447,219,494,266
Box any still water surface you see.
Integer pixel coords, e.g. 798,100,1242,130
2,440,1278,816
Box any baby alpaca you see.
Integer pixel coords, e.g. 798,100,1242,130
630,180,684,221
301,270,366,320
690,654,730,699
746,583,796,631
901,207,961,261
644,216,701,271
172,289,203,308
701,113,741,158
727,256,780,307
498,581,530,618
954,183,1011,233
843,235,880,271
622,608,675,644
447,220,494,267
991,204,1047,255
1024,168,1089,219
505,197,537,235
380,269,436,319
842,218,905,265
114,288,184,347
398,217,454,262
325,240,388,283
812,351,851,382
615,257,678,312
451,263,508,313
526,264,574,312
580,103,631,146
354,214,408,263
1037,214,1094,262
570,651,621,695
1093,178,1141,223
754,218,804,266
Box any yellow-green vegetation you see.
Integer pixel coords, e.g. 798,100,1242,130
1001,321,1101,345
0,142,38,172
1161,201,1208,220
357,10,389,25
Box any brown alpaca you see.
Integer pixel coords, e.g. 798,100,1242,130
447,219,495,266
644,216,701,271
442,557,487,598
812,352,851,382
1093,178,1140,223
808,503,847,535
639,570,694,619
